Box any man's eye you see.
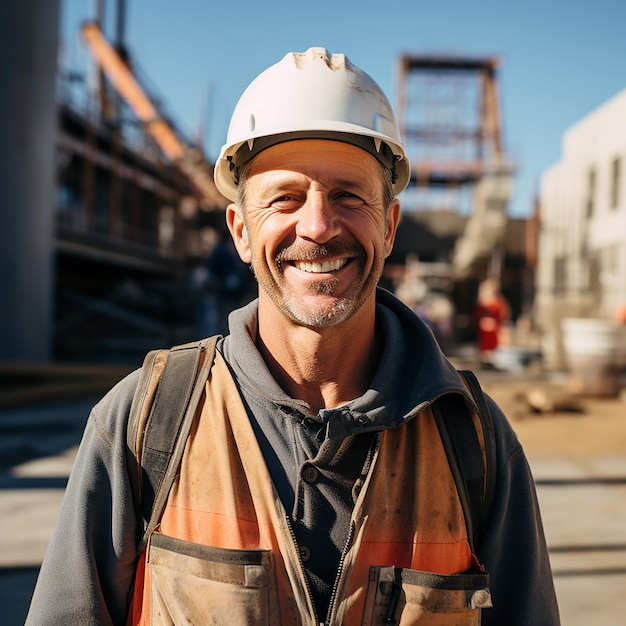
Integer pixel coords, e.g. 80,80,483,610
271,196,299,209
336,193,364,207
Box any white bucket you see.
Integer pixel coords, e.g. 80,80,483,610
561,318,626,397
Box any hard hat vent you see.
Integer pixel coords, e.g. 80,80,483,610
292,47,347,71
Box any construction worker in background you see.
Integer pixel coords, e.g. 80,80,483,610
475,277,511,368
27,48,559,625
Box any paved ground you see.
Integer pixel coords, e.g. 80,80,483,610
0,395,98,625
468,366,626,626
1,366,625,625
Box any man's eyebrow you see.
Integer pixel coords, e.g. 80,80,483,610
332,177,360,187
332,180,381,199
256,179,301,197
326,176,374,191
254,171,375,195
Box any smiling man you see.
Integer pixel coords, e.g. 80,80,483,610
228,138,400,413
234,140,396,332
27,48,559,625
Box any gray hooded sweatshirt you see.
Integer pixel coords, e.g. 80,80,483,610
26,288,560,625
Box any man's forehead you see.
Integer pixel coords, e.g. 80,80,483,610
247,139,381,181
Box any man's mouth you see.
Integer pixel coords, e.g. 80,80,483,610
293,258,348,273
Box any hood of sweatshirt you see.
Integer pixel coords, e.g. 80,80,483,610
221,287,477,439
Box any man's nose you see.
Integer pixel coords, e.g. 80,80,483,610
295,193,341,243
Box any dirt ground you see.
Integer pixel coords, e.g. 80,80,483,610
478,376,626,461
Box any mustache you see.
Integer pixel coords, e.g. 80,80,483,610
275,240,363,264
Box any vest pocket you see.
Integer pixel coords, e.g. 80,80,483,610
362,565,492,625
147,532,279,625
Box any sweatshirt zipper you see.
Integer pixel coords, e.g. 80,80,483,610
284,513,319,625
324,520,356,625
325,432,383,625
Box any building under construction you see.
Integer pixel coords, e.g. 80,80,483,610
52,20,243,364
386,53,529,343
0,2,253,378
1,2,530,376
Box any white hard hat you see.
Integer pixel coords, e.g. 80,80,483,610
214,47,411,201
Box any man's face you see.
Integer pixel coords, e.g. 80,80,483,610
227,139,400,328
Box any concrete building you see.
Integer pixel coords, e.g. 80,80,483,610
537,88,626,368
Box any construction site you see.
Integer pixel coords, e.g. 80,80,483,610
1,3,532,377
1,2,625,625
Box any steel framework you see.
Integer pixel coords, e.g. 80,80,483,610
397,54,507,211
397,54,515,280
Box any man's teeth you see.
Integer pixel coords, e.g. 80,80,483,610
294,259,347,273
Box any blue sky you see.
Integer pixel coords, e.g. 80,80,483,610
59,0,626,218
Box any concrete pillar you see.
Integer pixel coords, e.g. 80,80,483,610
0,1,60,361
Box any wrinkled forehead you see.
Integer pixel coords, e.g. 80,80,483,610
256,136,375,162
234,132,397,173
236,138,395,209
243,138,384,185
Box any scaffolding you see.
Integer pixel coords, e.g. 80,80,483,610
397,54,514,278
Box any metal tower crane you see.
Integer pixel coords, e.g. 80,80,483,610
397,54,514,278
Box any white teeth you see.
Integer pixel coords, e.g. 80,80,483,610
294,258,347,273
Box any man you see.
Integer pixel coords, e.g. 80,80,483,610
27,48,559,625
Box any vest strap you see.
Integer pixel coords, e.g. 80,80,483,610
128,336,219,548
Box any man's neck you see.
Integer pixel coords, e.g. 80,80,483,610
256,305,380,413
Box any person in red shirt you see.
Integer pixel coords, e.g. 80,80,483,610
475,278,511,367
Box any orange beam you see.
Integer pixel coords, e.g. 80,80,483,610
80,21,226,208
81,21,184,161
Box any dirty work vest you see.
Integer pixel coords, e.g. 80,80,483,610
128,351,492,625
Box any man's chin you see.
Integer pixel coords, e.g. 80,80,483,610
285,295,361,329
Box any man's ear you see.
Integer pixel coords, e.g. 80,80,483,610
383,198,401,258
226,203,252,263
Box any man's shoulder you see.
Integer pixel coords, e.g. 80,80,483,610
480,391,524,468
90,368,142,437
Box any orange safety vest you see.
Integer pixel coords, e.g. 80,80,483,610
128,352,491,625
